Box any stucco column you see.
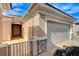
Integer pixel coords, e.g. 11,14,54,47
0,8,3,43
0,3,11,43
69,24,73,46
2,16,12,42
32,40,37,55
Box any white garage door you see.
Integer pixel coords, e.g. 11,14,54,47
47,21,70,48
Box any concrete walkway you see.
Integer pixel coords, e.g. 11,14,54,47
38,46,61,56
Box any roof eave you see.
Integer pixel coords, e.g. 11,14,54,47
45,3,77,21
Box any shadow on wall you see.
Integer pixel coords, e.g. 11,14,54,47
28,26,46,40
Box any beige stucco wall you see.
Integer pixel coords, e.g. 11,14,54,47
23,13,40,41
22,3,74,55
73,24,79,39
0,16,2,43
0,3,74,56
23,13,47,55
39,15,47,37
23,13,41,55
0,3,10,43
2,15,23,43
2,18,12,42
0,3,11,10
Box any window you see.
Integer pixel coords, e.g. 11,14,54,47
11,24,22,38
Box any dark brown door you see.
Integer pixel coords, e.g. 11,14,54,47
11,24,22,38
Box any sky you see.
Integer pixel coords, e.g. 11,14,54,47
50,3,79,21
3,3,31,16
2,3,79,21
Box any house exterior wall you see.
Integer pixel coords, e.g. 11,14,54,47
0,3,11,43
31,4,74,51
23,13,41,55
0,16,2,43
22,3,74,55
73,24,79,39
2,15,23,42
0,3,11,10
0,3,11,55
0,3,75,56
2,18,12,42
23,13,40,41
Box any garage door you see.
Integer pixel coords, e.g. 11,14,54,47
47,21,70,48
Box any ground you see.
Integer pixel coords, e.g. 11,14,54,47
38,39,79,56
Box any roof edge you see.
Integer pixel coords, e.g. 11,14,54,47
45,3,76,21
22,3,77,22
22,3,36,19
